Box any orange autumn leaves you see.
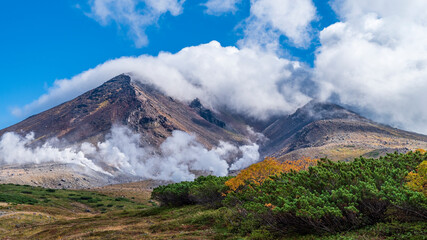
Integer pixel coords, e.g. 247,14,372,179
225,157,318,191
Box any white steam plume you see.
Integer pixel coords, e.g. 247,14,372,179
0,132,109,175
0,126,260,182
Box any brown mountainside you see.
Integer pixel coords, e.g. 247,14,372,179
262,101,427,161
0,74,249,148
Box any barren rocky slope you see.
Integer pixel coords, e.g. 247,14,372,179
263,101,427,161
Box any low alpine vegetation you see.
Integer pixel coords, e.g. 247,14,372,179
151,175,232,207
153,151,427,238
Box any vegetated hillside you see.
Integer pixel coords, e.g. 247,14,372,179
263,100,427,161
151,151,427,239
0,151,425,239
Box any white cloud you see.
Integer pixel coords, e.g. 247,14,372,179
315,0,427,134
239,0,317,50
86,0,185,47
15,41,312,121
0,125,261,182
203,0,241,15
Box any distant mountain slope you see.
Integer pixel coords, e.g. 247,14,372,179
263,101,427,161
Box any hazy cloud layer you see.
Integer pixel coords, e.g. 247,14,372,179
0,126,259,182
86,0,185,47
203,0,241,15
14,41,312,121
315,0,427,134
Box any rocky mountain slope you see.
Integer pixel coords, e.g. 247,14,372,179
1,74,427,188
0,74,249,148
263,101,427,161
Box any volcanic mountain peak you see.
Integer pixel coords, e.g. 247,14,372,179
0,74,250,148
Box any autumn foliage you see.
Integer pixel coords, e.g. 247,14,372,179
406,157,427,196
223,152,427,234
225,157,317,191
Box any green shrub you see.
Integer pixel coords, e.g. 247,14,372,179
152,175,231,207
189,176,232,207
80,196,93,200
224,152,427,234
115,197,131,202
0,193,38,205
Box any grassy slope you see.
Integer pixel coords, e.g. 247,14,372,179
0,184,425,239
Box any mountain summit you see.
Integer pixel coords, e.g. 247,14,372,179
0,74,249,148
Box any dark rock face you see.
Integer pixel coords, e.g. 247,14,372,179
189,98,226,128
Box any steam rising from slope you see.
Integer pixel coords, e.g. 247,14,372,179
0,132,109,175
0,126,260,182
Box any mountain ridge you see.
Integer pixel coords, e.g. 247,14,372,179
1,74,427,188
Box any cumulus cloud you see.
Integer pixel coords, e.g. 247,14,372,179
14,41,312,121
0,126,260,182
86,0,185,47
203,0,241,15
239,0,317,50
315,0,427,134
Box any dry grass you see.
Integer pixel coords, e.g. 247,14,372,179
0,183,221,240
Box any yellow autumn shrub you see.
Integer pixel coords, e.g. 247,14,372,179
406,160,427,196
225,156,318,191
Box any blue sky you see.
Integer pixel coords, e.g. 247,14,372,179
0,0,337,129
1,0,426,134
0,0,244,128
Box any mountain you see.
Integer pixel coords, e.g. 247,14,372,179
1,74,427,188
262,101,427,161
0,74,249,148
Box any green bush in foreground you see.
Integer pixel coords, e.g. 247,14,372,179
0,192,38,205
152,175,231,207
224,151,427,234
